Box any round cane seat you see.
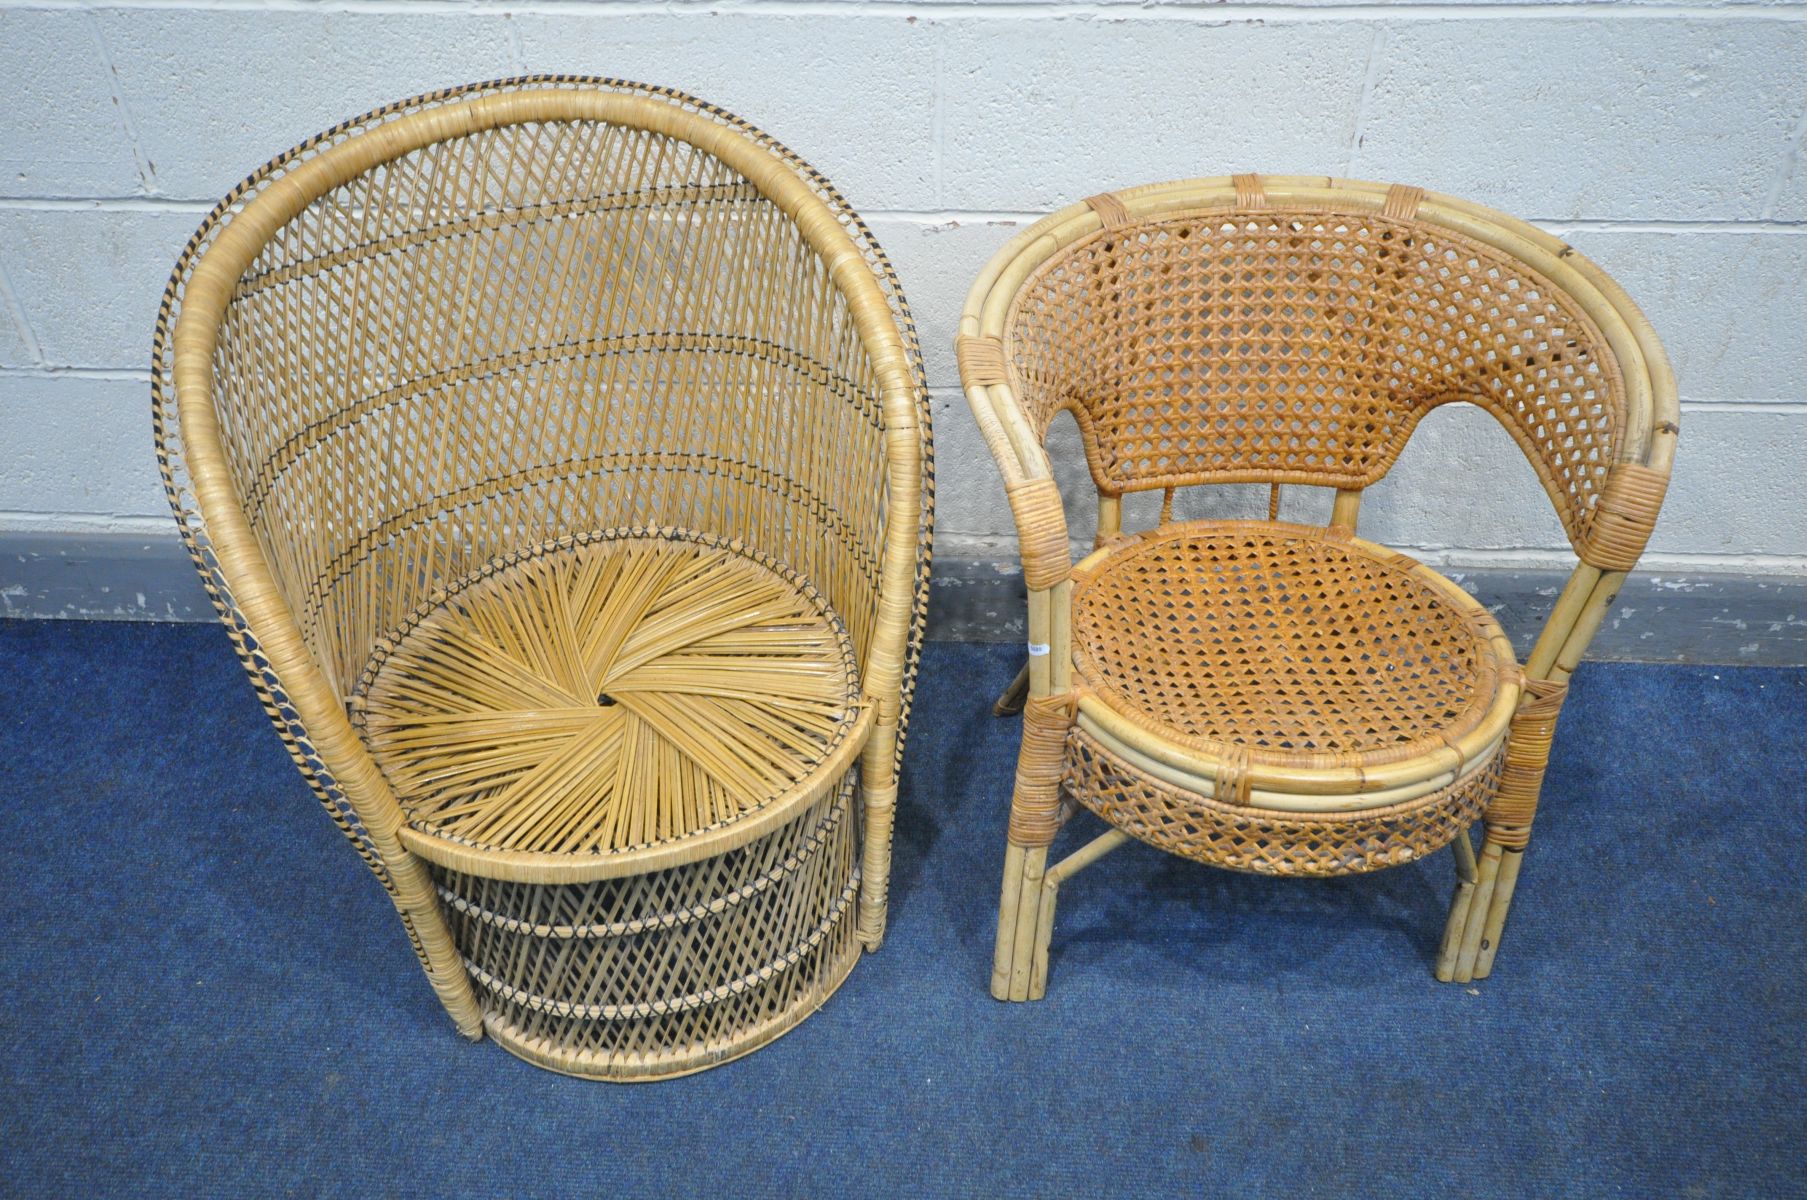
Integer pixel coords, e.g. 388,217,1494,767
1069,519,1521,808
352,527,864,882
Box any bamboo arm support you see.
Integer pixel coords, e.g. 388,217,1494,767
955,333,1073,587
1482,677,1570,850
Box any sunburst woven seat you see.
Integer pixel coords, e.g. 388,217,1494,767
152,78,931,1079
960,174,1676,999
354,527,865,876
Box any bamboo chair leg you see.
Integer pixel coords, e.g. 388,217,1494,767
991,692,1072,1000
1439,676,1569,984
993,843,1049,1000
1434,828,1479,982
1450,838,1505,983
387,847,485,1039
1029,828,1131,998
993,660,1030,716
857,723,902,950
1473,847,1526,978
1445,832,1529,982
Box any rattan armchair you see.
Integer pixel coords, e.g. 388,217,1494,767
959,175,1675,998
152,78,932,1078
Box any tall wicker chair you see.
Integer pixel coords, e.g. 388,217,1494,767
151,78,932,1078
959,175,1675,999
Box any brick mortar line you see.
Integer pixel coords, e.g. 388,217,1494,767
5,368,1806,413
8,515,1801,578
5,198,1807,235
6,0,1807,18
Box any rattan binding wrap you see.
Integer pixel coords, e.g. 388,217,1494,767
151,78,931,1077
961,175,1677,998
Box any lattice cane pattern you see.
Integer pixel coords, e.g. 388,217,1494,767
1066,726,1500,876
439,780,861,1079
1004,204,1629,560
1070,520,1512,773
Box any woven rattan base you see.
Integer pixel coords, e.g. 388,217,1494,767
438,779,862,1081
477,938,860,1081
1066,725,1500,876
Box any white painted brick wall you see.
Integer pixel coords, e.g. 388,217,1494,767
0,10,145,198
938,20,1374,209
512,15,939,207
0,375,165,520
1,0,1802,580
1352,20,1807,220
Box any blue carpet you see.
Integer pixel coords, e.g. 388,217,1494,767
0,619,1803,1197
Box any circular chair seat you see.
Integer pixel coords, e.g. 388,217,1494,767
352,526,866,882
1065,519,1522,874
349,526,869,1076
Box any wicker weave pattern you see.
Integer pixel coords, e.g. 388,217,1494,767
151,79,932,914
213,113,887,699
1067,726,1498,876
151,78,932,1063
440,780,860,1078
1070,520,1510,771
1003,206,1629,559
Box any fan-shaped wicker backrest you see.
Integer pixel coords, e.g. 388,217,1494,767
993,179,1668,566
155,80,930,713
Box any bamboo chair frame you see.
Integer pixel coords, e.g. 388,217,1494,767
152,77,932,1074
959,175,1676,998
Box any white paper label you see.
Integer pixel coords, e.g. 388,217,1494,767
1026,642,1050,656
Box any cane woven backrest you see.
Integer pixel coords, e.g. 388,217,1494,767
182,95,905,705
152,77,931,925
1000,183,1653,564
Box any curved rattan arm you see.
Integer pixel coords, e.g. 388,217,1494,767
1519,268,1678,687
158,80,929,1025
956,214,1086,692
956,329,1074,700
958,175,1679,693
